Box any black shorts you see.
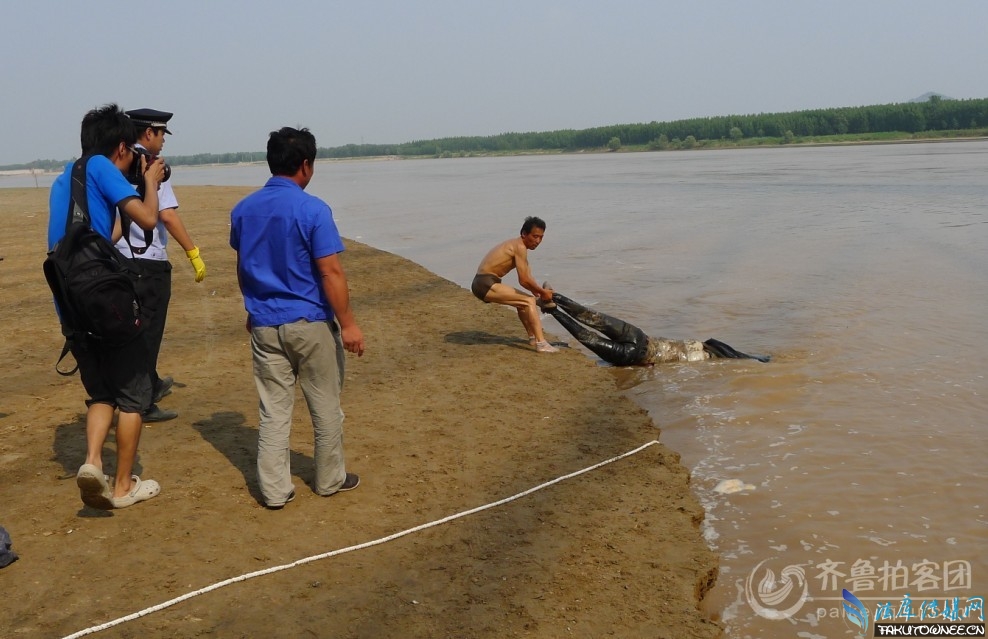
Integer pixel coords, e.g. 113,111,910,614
71,335,153,413
471,273,501,302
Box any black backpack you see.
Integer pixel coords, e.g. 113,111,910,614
43,156,144,375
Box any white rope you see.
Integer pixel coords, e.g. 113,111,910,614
62,439,661,639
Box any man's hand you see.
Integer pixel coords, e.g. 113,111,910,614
341,324,365,357
143,155,166,189
186,246,206,282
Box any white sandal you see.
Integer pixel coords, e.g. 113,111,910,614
535,340,559,353
76,464,114,510
110,476,161,509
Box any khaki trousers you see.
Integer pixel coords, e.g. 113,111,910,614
250,319,347,505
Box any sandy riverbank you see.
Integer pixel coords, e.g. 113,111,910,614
0,186,720,638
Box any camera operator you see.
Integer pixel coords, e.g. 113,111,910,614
48,104,165,509
115,108,207,423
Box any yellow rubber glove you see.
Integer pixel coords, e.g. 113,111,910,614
186,246,206,282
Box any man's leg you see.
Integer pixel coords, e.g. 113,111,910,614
83,403,115,469
483,283,556,350
138,261,176,420
111,411,143,497
72,335,157,508
73,339,114,472
106,336,156,502
74,402,116,510
289,320,348,495
251,325,298,506
516,307,538,341
136,261,171,392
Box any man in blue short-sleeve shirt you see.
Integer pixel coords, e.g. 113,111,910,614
230,177,345,327
47,104,166,510
230,126,365,510
48,155,135,249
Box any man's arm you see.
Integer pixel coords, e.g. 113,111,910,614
234,252,251,333
315,253,365,356
117,158,164,230
513,247,553,301
160,207,206,282
160,208,193,250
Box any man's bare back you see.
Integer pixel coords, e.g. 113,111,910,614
475,236,527,278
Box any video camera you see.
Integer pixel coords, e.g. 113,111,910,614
126,147,171,189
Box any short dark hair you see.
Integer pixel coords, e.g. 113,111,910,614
266,127,317,176
80,104,136,157
521,216,546,235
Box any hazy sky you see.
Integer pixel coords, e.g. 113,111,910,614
2,0,986,166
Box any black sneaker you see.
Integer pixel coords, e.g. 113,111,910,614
337,473,360,492
154,376,174,403
144,404,178,422
265,489,296,510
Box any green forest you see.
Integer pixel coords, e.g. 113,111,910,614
7,96,987,172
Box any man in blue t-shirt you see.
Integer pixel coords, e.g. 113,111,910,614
230,126,365,510
47,104,166,510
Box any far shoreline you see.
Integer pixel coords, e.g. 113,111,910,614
4,134,986,178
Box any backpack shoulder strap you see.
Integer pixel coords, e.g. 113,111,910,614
119,212,155,256
52,156,92,376
67,156,93,231
55,339,79,376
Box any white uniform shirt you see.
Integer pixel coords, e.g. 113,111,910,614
114,158,179,261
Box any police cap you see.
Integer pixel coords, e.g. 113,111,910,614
126,108,173,134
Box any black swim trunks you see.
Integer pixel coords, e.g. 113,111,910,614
471,273,501,302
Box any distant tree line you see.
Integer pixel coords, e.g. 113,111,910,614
560,95,988,149
338,96,987,158
4,97,986,171
0,151,264,173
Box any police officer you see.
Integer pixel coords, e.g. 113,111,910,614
117,108,207,422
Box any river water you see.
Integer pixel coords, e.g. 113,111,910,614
7,142,986,636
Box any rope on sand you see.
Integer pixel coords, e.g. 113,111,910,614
62,439,662,639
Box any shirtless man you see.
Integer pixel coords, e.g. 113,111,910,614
472,216,558,353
